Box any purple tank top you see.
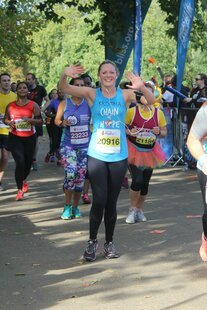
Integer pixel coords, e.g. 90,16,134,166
60,98,91,149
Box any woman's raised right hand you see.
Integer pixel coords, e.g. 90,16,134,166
63,65,85,78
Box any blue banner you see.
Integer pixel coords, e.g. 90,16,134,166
133,0,142,75
105,2,134,85
105,1,152,85
158,107,173,159
176,0,195,107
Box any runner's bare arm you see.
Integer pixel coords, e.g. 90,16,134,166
30,103,43,126
59,65,95,106
187,131,205,161
187,107,207,175
3,104,15,129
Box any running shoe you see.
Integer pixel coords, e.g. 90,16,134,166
72,206,81,219
104,242,119,259
61,205,72,220
44,153,51,163
16,190,24,201
22,181,28,193
125,208,137,224
56,151,61,160
82,193,91,204
83,240,98,262
136,209,147,222
50,155,56,162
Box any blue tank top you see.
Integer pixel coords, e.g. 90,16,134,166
87,88,128,162
61,98,91,149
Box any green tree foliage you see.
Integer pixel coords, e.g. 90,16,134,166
141,1,176,83
2,0,207,90
35,0,207,49
0,0,44,69
136,1,207,86
158,0,207,50
28,6,104,90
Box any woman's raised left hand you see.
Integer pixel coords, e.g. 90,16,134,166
125,72,145,90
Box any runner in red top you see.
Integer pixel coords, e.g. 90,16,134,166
4,81,42,201
8,100,36,137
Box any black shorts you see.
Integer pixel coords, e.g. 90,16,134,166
35,125,43,137
0,134,10,150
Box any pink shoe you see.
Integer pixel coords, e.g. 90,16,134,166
16,190,24,201
82,193,91,204
199,233,207,262
22,181,28,193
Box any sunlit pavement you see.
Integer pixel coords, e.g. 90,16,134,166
1,135,207,310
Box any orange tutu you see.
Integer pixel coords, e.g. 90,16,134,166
127,139,166,169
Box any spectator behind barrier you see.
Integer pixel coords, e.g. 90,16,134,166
183,73,207,108
162,75,190,108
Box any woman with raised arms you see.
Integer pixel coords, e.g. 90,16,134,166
59,60,155,262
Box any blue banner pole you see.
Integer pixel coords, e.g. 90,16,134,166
133,0,142,75
176,0,195,109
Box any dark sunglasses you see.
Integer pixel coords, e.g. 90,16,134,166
74,84,84,87
195,78,202,81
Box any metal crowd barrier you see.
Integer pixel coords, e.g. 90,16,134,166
161,106,198,167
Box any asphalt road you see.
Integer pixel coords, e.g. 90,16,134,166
0,135,207,310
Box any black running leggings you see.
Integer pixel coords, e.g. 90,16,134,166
129,164,153,195
197,169,207,237
88,156,127,242
9,134,36,189
46,123,62,154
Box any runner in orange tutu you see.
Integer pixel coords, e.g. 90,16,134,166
125,82,167,224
